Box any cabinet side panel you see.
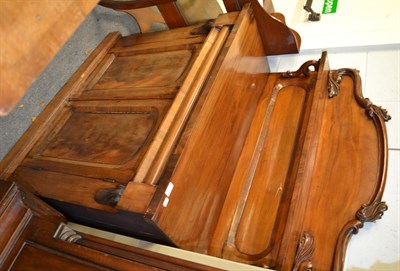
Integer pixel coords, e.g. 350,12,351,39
153,7,270,253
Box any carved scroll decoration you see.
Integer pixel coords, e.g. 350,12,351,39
327,69,347,98
282,60,320,78
54,223,82,243
293,232,314,271
329,68,390,270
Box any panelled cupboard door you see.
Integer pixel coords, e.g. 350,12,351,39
9,25,208,213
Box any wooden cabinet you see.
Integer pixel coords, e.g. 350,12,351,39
0,2,390,270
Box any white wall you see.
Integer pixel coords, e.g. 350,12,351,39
273,0,400,49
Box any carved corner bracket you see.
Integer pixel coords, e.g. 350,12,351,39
54,223,82,243
293,232,314,271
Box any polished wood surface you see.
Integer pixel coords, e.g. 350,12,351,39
153,3,269,253
0,0,98,116
300,69,389,270
0,3,390,270
209,69,319,264
251,0,301,55
7,25,206,217
0,181,223,271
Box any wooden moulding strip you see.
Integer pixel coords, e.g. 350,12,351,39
0,32,121,180
110,37,206,56
132,26,231,186
276,52,330,269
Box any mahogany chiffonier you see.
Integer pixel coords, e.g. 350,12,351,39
0,1,390,270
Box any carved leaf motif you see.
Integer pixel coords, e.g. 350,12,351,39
357,201,388,222
293,232,314,271
327,69,346,98
367,103,392,122
327,69,391,122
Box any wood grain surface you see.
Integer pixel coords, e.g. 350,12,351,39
0,0,98,116
0,3,389,270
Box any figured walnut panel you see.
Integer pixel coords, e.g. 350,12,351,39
299,71,389,270
28,99,170,169
0,32,121,180
91,50,194,89
41,112,154,165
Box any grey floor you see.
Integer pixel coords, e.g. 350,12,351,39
0,6,141,160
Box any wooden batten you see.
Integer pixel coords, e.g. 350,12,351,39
275,52,331,269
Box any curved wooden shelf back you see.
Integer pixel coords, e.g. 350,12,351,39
328,69,391,270
250,0,301,55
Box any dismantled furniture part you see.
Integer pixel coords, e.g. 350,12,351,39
0,1,389,270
